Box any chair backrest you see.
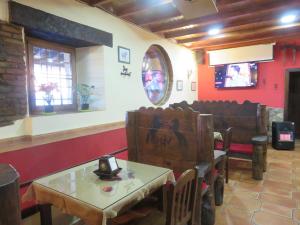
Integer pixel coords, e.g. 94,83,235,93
170,100,268,144
166,169,198,225
126,107,214,174
223,127,233,152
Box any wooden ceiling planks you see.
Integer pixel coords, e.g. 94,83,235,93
78,0,300,50
149,0,299,33
128,3,182,26
116,0,172,18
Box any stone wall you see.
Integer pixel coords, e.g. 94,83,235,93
267,107,284,141
0,20,27,127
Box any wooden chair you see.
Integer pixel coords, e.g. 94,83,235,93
170,100,268,180
126,107,215,225
116,169,199,225
166,104,226,207
214,127,233,184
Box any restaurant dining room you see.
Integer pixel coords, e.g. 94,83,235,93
0,0,300,225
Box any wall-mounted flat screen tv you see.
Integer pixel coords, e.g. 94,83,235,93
215,62,258,88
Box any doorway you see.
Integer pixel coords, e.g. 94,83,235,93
285,69,300,139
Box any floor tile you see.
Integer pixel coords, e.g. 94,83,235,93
259,193,297,208
253,210,296,225
235,181,264,193
292,209,300,223
226,194,261,212
261,202,293,218
217,207,252,225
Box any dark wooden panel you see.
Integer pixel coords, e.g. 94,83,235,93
0,164,21,225
9,1,113,47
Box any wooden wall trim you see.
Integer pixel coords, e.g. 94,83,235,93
0,121,125,154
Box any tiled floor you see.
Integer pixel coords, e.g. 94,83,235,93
24,142,300,225
216,141,300,225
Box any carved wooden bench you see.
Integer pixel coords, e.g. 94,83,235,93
126,107,219,225
170,100,268,180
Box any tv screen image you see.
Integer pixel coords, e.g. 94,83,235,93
215,62,258,88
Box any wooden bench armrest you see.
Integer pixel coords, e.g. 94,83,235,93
195,162,211,178
251,135,268,145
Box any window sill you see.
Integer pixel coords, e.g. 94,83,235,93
29,108,104,117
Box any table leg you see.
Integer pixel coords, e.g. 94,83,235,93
39,204,52,225
252,144,264,180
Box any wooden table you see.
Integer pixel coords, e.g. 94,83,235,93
23,159,174,225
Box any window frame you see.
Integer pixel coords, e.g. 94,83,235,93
27,38,77,114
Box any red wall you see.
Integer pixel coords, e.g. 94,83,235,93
0,128,127,183
198,39,300,108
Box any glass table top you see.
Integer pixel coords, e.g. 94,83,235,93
34,159,172,210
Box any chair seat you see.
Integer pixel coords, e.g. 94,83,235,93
229,143,253,156
202,181,208,190
215,141,224,150
214,150,226,160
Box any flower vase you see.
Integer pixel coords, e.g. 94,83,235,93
81,103,89,110
44,105,54,113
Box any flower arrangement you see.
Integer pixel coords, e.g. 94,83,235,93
39,82,58,113
39,82,58,105
77,83,95,110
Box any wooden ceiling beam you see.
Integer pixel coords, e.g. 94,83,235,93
215,0,246,5
165,15,278,39
175,20,277,41
192,32,300,51
150,0,300,33
196,39,277,51
116,0,172,18
187,23,300,49
217,0,272,12
178,22,300,44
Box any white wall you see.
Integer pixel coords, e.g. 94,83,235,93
0,0,198,138
76,46,106,110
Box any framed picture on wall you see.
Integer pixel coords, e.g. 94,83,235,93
176,80,183,91
191,82,197,91
118,46,130,64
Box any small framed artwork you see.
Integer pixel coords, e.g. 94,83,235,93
176,80,183,91
118,46,130,64
191,82,197,91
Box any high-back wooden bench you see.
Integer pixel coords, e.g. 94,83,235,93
170,100,268,180
126,107,216,225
